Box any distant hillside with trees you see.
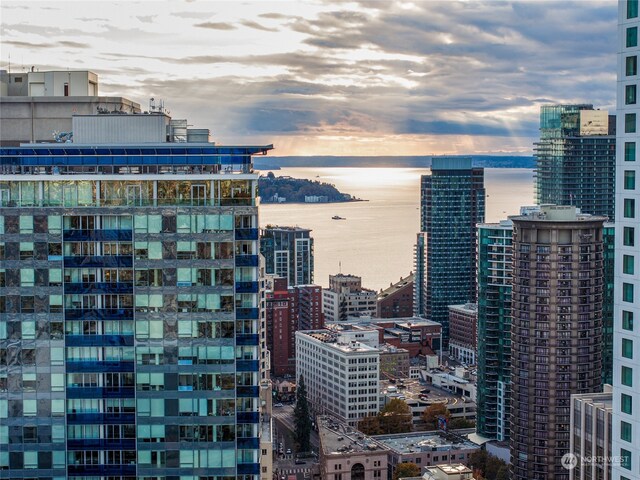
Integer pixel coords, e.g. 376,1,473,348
258,172,360,203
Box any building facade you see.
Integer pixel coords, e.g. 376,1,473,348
569,387,613,480
323,273,377,322
295,329,380,426
612,2,640,480
0,113,272,479
265,278,323,377
476,219,513,442
448,303,477,365
376,273,414,319
509,205,606,480
535,104,616,220
260,225,313,286
414,157,485,346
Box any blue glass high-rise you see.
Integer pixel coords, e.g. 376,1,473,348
0,115,272,480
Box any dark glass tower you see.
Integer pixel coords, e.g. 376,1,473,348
476,219,513,442
414,157,485,346
260,225,313,286
0,113,272,479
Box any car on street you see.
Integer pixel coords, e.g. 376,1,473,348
274,403,284,407
286,448,292,454
295,459,306,465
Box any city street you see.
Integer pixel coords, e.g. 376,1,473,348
272,405,320,479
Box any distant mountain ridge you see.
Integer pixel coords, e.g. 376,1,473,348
254,155,535,169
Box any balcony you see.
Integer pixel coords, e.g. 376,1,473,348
236,386,260,397
236,360,260,372
67,438,136,450
66,360,135,373
68,464,136,476
65,308,134,320
66,386,135,399
237,412,260,423
63,229,132,242
235,255,259,267
235,228,259,240
236,281,259,293
63,255,133,268
65,282,134,294
65,335,134,347
237,437,260,449
67,412,135,424
236,334,259,346
237,463,261,475
236,308,259,320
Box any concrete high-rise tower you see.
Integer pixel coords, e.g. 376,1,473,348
509,205,605,480
414,157,485,346
612,1,640,479
260,225,314,286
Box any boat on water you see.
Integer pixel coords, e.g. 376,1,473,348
332,215,346,220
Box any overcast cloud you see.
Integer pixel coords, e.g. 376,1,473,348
0,1,617,155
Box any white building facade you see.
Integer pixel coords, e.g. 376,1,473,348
613,2,640,480
295,330,380,426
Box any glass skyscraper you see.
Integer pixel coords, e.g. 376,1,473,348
414,157,485,346
535,104,616,220
476,219,513,442
0,112,272,479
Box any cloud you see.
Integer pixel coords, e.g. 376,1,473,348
194,21,236,30
240,20,278,32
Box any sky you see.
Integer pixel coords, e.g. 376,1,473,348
1,0,617,156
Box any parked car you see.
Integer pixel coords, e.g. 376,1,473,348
286,448,292,454
274,403,284,407
295,459,306,465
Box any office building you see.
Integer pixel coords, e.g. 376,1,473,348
535,104,616,219
569,386,613,480
414,157,485,346
323,273,377,322
260,225,313,286
265,278,323,377
476,219,514,442
295,329,380,426
510,205,606,480
448,303,477,365
376,273,414,318
612,2,640,480
0,110,272,478
603,223,616,386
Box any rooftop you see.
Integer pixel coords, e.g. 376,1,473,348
374,430,480,454
511,204,607,223
262,225,312,233
318,416,388,456
378,273,414,299
448,303,477,315
297,330,380,354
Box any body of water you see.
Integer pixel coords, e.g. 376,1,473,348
260,167,535,291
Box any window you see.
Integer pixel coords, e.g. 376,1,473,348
624,198,635,218
623,255,635,274
627,26,638,47
627,56,638,76
625,113,636,133
625,142,636,161
628,0,638,19
623,283,634,302
624,170,636,190
620,448,632,470
621,421,632,442
622,338,634,358
626,84,637,104
20,269,35,287
622,393,632,414
48,215,62,234
623,311,634,331
20,216,33,233
624,226,635,246
622,366,633,387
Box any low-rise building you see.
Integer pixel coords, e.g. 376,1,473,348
377,273,415,318
374,431,480,475
296,329,380,426
422,464,474,480
447,303,477,365
380,345,411,379
319,416,389,480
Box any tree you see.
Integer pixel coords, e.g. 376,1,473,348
357,415,382,435
379,399,413,434
393,462,421,480
449,417,475,429
293,375,312,453
421,403,451,430
467,450,508,480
